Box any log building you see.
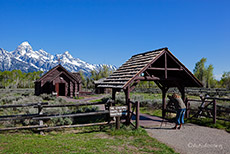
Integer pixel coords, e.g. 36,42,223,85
35,64,81,97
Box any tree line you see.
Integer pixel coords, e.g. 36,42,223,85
0,70,43,89
0,60,230,90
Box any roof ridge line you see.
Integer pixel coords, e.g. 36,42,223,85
132,47,168,57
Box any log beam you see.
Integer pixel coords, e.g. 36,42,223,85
147,68,183,71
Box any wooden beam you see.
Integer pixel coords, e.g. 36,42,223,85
124,86,131,125
135,76,160,81
35,101,107,108
162,87,169,118
0,125,47,131
147,68,183,71
33,111,109,120
38,122,115,131
213,99,216,124
112,88,116,101
165,53,167,79
0,102,48,108
135,101,140,129
145,70,151,76
0,114,39,121
178,86,185,102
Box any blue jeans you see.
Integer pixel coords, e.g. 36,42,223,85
176,108,186,125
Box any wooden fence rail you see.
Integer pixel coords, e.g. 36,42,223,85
0,102,48,108
128,100,140,129
0,101,113,132
187,97,230,124
0,99,140,132
163,96,230,124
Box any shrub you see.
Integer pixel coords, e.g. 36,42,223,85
40,94,56,101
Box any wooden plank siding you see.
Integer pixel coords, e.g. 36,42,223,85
35,64,81,97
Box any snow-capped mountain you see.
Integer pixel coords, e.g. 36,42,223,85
0,41,116,75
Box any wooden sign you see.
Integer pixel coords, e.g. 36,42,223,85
109,106,127,117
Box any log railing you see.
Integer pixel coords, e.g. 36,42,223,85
187,97,230,124
0,101,112,132
0,99,141,132
127,100,140,129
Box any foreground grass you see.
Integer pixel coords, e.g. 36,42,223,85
0,126,176,154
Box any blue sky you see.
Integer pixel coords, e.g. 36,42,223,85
0,0,229,80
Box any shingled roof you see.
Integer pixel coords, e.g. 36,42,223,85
97,48,202,89
98,48,165,89
35,64,81,83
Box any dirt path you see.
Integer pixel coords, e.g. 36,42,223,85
140,113,230,154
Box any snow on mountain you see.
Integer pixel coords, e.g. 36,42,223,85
0,41,116,75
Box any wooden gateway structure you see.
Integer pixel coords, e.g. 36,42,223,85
35,64,81,97
97,48,203,121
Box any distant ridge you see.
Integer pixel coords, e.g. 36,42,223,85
0,41,116,75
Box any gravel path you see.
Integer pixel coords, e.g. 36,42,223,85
140,114,230,154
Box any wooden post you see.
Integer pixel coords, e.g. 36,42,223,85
112,88,116,100
38,103,44,135
125,86,131,125
162,88,167,119
185,98,190,118
107,100,112,124
165,53,167,79
116,116,120,129
135,101,140,129
180,87,185,102
112,88,116,106
213,99,216,124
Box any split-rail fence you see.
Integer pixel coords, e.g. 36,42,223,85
0,100,140,133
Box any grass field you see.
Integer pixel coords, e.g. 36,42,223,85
0,126,176,154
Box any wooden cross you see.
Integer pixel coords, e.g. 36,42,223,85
58,58,61,65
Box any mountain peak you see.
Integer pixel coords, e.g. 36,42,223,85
20,41,31,46
63,51,73,59
13,41,33,56
0,41,117,74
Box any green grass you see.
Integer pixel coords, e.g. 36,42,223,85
74,96,85,100
140,107,162,117
0,126,177,154
186,118,230,133
130,92,162,99
89,99,103,103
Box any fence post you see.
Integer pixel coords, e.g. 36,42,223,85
213,99,216,124
126,99,131,125
185,98,190,118
135,101,140,129
38,103,44,135
107,100,112,124
116,116,120,130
